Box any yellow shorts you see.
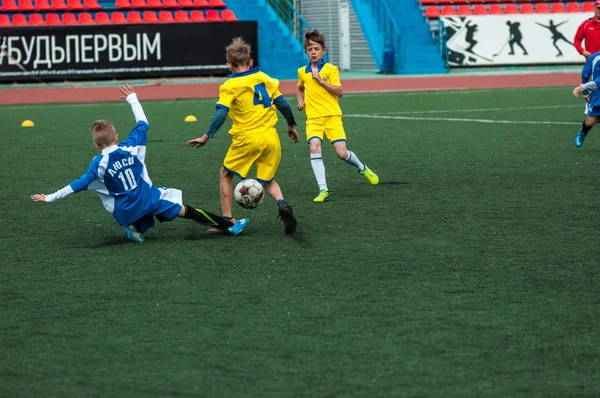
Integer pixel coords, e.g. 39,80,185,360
306,115,346,143
223,129,281,183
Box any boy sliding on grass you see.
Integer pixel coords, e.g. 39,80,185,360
187,38,300,235
297,29,379,203
31,84,248,243
573,52,600,147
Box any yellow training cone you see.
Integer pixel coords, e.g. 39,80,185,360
21,120,34,127
184,115,197,123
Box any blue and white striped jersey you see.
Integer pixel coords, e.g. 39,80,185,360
581,52,600,107
45,94,164,227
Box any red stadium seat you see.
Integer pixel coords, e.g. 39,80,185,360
425,6,440,18
489,4,502,14
0,14,12,25
535,3,549,13
12,13,29,25
67,0,84,10
163,0,177,7
193,0,208,7
473,4,486,15
179,0,193,6
62,12,77,23
132,0,149,8
190,9,205,21
551,2,565,13
34,0,51,11
159,10,174,21
111,11,127,22
2,0,19,12
127,10,143,22
78,12,94,23
84,0,100,9
19,0,35,11
95,11,110,23
29,13,45,24
205,9,220,20
457,5,471,15
143,10,158,21
504,4,518,14
583,2,594,12
567,2,581,12
51,0,67,10
115,0,132,8
221,9,237,21
174,10,190,21
209,0,225,8
45,12,61,24
520,3,534,13
441,5,456,15
147,0,161,7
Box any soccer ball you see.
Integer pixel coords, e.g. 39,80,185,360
234,179,265,209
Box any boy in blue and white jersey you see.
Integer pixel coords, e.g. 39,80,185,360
31,84,248,243
573,52,600,147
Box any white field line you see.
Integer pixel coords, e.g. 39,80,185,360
386,104,581,115
344,114,581,125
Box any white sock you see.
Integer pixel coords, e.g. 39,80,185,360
310,153,328,191
345,151,364,171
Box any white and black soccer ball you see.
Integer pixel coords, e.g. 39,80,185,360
234,179,265,209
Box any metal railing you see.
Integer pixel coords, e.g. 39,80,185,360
266,0,312,45
360,0,401,71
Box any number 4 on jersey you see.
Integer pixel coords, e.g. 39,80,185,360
253,83,272,108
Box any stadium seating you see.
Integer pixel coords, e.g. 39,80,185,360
1,0,19,12
535,3,550,13
179,0,193,7
147,0,161,8
0,14,11,25
194,0,208,7
111,10,127,22
567,2,582,12
83,0,101,10
583,1,594,11
29,12,45,24
95,11,110,23
77,11,94,23
205,8,220,21
425,5,440,18
115,0,132,9
35,0,51,10
221,9,236,20
61,12,76,23
209,0,225,8
127,10,142,22
457,4,471,15
175,9,191,21
12,13,28,25
163,0,177,8
504,4,518,14
51,0,67,10
472,4,486,15
131,0,149,8
190,9,205,21
143,10,158,21
67,0,84,10
159,10,174,21
441,5,455,15
489,4,503,14
19,0,35,11
45,12,61,24
519,3,534,13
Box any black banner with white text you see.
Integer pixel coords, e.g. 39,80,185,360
0,21,258,82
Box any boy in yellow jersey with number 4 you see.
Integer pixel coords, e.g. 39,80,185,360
187,38,300,235
297,29,379,203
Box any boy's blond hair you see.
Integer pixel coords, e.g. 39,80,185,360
226,37,252,68
90,120,116,147
304,29,326,50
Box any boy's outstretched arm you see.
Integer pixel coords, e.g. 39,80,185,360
187,106,228,148
273,95,299,143
120,84,148,124
31,168,98,203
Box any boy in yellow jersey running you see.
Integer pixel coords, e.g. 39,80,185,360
187,38,300,235
297,29,379,203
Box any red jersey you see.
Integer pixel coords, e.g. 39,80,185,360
574,18,600,55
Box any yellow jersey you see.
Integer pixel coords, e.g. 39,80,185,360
216,68,283,136
297,61,343,120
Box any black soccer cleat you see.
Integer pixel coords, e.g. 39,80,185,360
278,201,297,235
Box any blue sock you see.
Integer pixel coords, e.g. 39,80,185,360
276,199,285,208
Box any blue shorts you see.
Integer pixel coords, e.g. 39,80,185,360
133,187,183,233
585,102,600,117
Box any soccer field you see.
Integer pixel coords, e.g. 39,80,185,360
2,87,599,397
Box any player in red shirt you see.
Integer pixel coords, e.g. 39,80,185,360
574,0,600,58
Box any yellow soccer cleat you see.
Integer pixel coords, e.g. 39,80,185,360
359,165,379,185
313,189,331,203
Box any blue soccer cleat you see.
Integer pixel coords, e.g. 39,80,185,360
124,224,145,243
227,218,249,236
575,130,588,147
